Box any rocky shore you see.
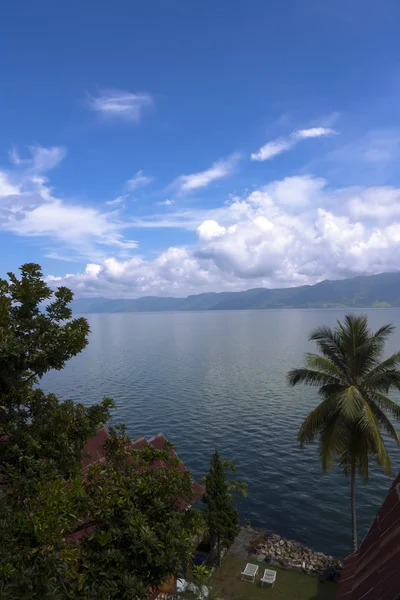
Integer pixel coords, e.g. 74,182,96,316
250,531,342,581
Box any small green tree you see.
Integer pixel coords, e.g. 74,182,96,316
202,451,245,566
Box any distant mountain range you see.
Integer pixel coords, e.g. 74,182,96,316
71,272,400,313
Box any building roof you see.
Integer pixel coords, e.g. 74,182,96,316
66,429,205,546
336,472,400,600
81,428,205,504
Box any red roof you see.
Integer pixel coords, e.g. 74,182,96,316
81,428,205,505
67,429,205,545
336,472,400,600
81,426,108,470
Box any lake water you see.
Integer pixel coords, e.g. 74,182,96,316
42,309,400,558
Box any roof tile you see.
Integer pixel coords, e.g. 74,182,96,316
336,472,400,600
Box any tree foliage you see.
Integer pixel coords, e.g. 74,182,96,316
288,314,400,551
0,263,89,411
0,264,205,599
202,451,244,566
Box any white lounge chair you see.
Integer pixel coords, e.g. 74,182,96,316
241,563,259,583
261,568,277,587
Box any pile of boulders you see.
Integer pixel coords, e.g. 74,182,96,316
249,533,342,581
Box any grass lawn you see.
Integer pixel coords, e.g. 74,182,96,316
211,556,338,600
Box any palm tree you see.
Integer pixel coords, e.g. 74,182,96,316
287,314,400,552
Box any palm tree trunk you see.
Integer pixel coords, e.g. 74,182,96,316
351,463,358,553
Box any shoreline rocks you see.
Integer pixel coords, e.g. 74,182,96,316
249,531,342,581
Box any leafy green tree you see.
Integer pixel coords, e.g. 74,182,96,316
76,427,205,599
288,314,400,552
0,263,90,418
202,451,245,566
0,264,205,599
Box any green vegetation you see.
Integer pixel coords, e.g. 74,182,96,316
212,556,338,600
202,450,246,566
5,264,399,597
288,314,400,552
0,264,204,599
372,301,392,308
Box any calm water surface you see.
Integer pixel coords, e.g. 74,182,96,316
42,309,400,558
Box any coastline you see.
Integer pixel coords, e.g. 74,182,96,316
228,526,343,581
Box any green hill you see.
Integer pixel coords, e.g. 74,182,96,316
72,272,400,313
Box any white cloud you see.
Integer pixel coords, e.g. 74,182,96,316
105,195,126,206
87,89,153,123
9,145,66,172
251,126,336,161
46,249,215,298
126,170,152,191
294,127,335,140
197,220,227,241
174,154,239,193
2,193,138,255
265,175,326,207
347,187,400,220
85,264,103,277
0,146,137,261
0,172,19,197
45,174,400,298
250,139,293,161
4,136,400,299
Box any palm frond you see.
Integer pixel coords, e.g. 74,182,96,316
358,402,391,473
338,315,369,357
319,383,345,399
337,386,365,422
364,371,400,394
339,315,383,379
362,352,400,391
368,402,400,446
297,396,339,447
309,326,346,370
371,392,400,420
287,368,339,388
305,354,344,380
373,323,396,343
319,412,351,471
356,324,397,376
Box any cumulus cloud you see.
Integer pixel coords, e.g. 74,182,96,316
126,170,152,191
197,220,227,240
173,154,239,193
87,89,153,123
265,175,326,207
3,137,400,299
347,187,400,220
47,249,214,298
45,174,400,298
251,127,336,161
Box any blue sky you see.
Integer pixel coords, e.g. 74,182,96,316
1,0,400,297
